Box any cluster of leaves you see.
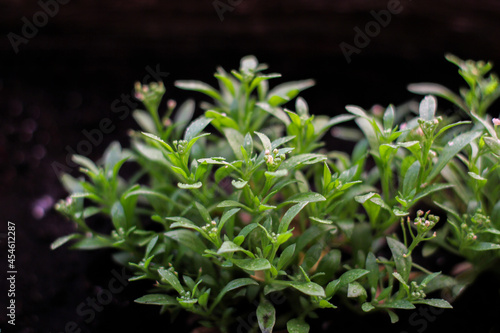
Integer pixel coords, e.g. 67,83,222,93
54,55,500,332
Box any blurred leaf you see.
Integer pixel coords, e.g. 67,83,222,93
427,131,482,182
287,319,310,333
135,294,178,306
387,237,411,281
257,299,276,333
419,95,437,121
184,116,213,142
158,268,184,294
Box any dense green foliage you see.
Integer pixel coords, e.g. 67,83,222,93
54,55,500,332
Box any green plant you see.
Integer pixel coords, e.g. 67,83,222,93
54,55,500,332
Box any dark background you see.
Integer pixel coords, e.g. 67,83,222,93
1,0,500,332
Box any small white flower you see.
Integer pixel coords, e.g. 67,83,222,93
493,118,500,126
167,99,177,109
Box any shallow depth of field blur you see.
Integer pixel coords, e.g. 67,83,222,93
1,1,500,332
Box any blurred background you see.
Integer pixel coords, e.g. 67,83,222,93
1,0,500,332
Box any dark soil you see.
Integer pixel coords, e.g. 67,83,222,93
1,0,500,332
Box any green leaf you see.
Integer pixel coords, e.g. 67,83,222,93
326,269,369,297
347,282,367,298
51,233,82,250
379,143,397,162
392,272,410,296
232,258,271,271
72,154,100,175
232,179,248,189
355,192,391,226
379,299,416,310
257,299,276,333
219,208,240,231
468,172,487,187
103,141,124,174
257,102,291,125
205,110,239,130
167,217,203,233
362,302,376,312
285,109,302,127
419,95,437,121
133,110,157,134
173,99,195,135
426,131,482,182
413,184,454,202
403,160,421,198
435,121,471,138
135,294,177,306
255,131,272,152
318,299,337,309
265,169,289,178
309,217,334,225
123,188,170,202
223,127,245,159
277,244,296,270
145,235,159,258
287,318,310,333
345,105,369,119
141,132,174,152
267,79,315,107
387,237,412,281
467,242,500,251
278,202,308,234
217,200,251,211
158,268,184,294
383,105,395,130
184,116,213,142
284,192,326,204
175,80,223,102
365,252,379,295
198,290,210,307
484,136,500,155
407,83,468,112
413,299,453,308
288,281,325,297
71,236,113,250
111,201,127,230
280,154,327,171
177,182,202,189
387,310,400,323
217,241,254,258
421,272,442,286
211,278,258,310
195,201,212,224
164,229,206,254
